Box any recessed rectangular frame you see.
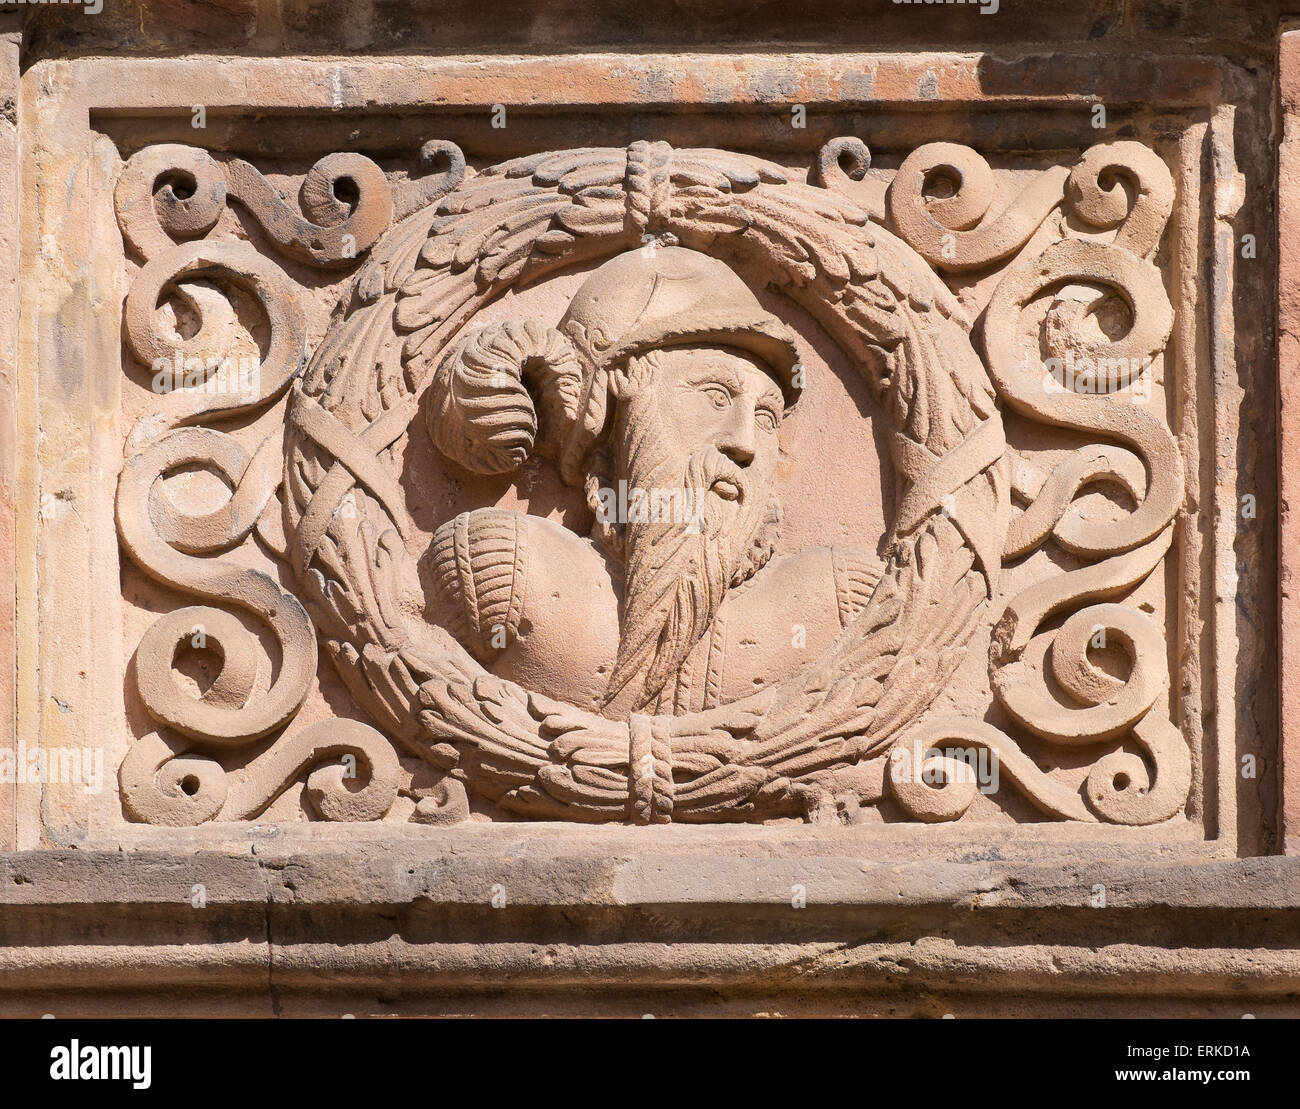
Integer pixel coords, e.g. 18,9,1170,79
5,50,1274,860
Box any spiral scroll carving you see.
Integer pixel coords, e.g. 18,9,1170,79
114,134,1192,828
114,141,463,825
878,138,1188,825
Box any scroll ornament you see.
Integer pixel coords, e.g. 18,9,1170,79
114,133,1189,827
114,140,464,825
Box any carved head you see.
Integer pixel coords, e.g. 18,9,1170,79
555,245,798,480
614,342,786,506
427,246,799,501
425,246,802,709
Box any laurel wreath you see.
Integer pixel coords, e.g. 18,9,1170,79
282,142,1011,823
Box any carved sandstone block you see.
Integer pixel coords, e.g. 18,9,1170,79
51,108,1215,838
1,8,1289,1015
8,56,1258,843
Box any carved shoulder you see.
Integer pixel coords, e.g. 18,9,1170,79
830,546,884,628
693,545,884,708
729,544,881,628
427,508,530,661
426,509,621,710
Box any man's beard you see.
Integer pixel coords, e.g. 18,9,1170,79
600,380,780,714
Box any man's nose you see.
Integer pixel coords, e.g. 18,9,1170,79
715,400,756,466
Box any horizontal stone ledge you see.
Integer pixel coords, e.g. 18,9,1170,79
31,52,1232,112
1,938,1298,1006
2,849,1297,912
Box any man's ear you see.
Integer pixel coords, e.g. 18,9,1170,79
608,366,632,399
610,351,657,399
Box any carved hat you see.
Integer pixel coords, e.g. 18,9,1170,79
425,245,806,487
559,245,802,405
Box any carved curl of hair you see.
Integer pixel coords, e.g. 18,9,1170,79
425,319,583,475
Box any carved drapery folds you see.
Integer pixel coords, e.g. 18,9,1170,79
113,134,1189,828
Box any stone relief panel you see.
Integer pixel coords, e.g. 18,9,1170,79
110,134,1191,829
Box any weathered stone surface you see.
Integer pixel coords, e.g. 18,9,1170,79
1278,29,1300,858
2,843,1298,1016
0,0,1295,1015
0,17,20,854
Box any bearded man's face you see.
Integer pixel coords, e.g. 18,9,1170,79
601,344,786,713
651,344,784,512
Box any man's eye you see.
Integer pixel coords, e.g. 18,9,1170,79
701,385,731,409
755,409,778,432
